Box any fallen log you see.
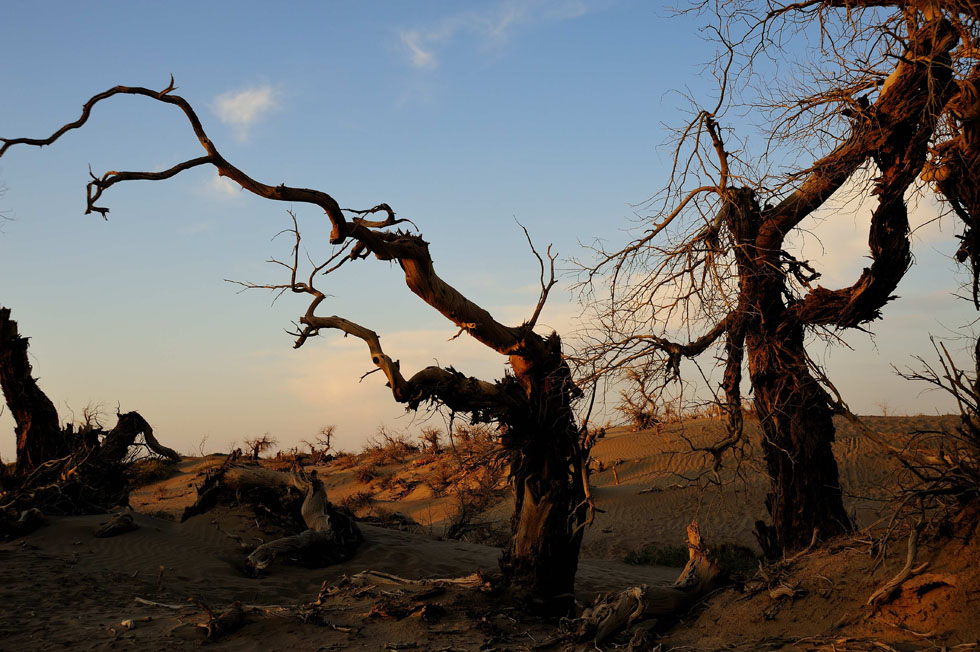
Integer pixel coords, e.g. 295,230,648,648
183,465,362,574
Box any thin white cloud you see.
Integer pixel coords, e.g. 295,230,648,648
207,172,241,199
399,0,595,70
401,30,437,69
212,84,281,140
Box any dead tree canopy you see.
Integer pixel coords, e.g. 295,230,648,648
579,2,977,557
0,82,592,613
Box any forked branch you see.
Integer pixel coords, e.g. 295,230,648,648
232,216,517,418
0,79,531,357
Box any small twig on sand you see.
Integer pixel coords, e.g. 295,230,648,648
134,597,191,610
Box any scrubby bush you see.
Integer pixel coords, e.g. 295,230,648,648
126,458,177,487
354,466,377,484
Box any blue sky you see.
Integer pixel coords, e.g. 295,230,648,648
0,1,974,458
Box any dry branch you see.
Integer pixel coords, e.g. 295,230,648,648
867,521,927,606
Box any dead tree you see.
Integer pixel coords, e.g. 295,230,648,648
0,83,591,612
0,306,178,536
244,434,278,461
182,465,363,574
617,367,664,431
580,2,972,557
0,307,67,472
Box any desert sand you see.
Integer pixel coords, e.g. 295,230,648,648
2,413,977,651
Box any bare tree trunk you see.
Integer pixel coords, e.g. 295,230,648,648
747,322,851,557
728,192,852,557
0,308,67,473
499,336,586,615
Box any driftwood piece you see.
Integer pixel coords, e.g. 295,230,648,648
197,600,247,640
563,521,722,645
170,599,248,641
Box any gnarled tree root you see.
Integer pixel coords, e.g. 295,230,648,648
560,521,722,646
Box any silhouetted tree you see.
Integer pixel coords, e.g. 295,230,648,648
580,1,978,556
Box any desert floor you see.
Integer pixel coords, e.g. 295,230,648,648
2,414,977,651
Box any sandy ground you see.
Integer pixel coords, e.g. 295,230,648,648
1,413,972,651
0,510,675,651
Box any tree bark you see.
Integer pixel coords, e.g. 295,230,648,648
0,308,67,473
498,335,586,615
726,190,853,557
747,321,852,556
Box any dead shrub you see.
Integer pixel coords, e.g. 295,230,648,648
339,490,375,513
333,451,357,470
303,425,336,464
127,458,177,488
894,336,980,510
243,433,278,461
354,466,378,484
419,427,442,453
366,426,418,465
